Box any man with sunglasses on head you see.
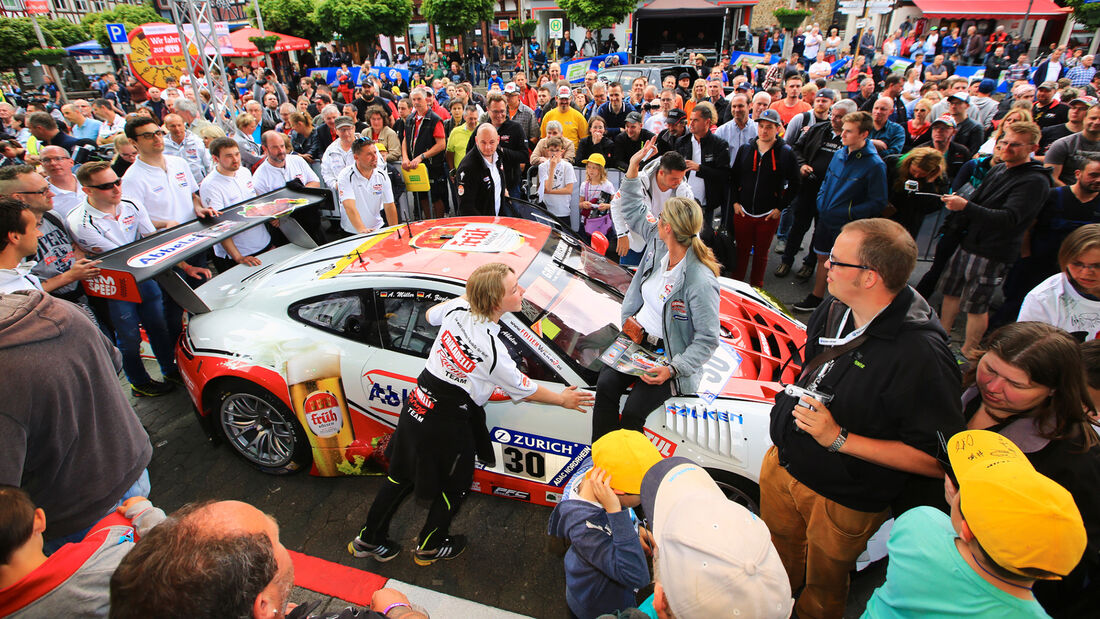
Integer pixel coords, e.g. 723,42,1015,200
38,146,81,220
67,161,182,397
762,217,965,619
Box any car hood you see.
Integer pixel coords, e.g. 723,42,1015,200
195,244,310,311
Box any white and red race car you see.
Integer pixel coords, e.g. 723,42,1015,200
175,216,805,510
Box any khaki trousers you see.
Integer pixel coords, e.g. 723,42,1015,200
759,446,890,619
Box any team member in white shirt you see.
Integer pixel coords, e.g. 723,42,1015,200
336,140,398,236
200,137,270,271
321,116,358,190
121,116,218,228
349,263,593,565
67,161,187,397
38,146,81,219
253,131,320,193
163,113,211,183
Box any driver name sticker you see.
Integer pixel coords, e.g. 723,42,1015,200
490,427,589,487
695,341,743,404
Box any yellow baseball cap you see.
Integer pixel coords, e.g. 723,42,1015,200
581,153,606,167
948,430,1086,578
591,430,663,494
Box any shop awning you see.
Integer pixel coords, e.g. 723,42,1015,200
639,0,754,9
228,27,311,57
913,0,1072,19
65,39,110,56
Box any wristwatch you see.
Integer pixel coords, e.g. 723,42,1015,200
827,428,849,453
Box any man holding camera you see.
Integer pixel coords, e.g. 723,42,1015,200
762,218,964,619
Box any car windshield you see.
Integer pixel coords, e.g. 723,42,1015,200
516,232,631,384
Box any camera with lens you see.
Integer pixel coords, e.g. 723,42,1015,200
72,142,112,165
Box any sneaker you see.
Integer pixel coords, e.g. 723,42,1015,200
163,371,185,387
793,294,823,313
795,264,815,281
348,536,401,562
774,238,787,254
774,263,792,278
131,380,173,398
414,535,467,566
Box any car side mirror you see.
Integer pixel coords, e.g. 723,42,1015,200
590,231,609,256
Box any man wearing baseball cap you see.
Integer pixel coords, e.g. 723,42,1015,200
637,456,793,618
1039,93,1095,155
785,88,835,147
1034,81,1069,129
655,108,687,155
547,430,658,619
928,114,972,180
541,86,589,150
944,92,984,157
864,430,1086,617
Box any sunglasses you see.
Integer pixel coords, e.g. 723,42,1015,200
13,186,51,196
87,178,122,191
135,130,167,140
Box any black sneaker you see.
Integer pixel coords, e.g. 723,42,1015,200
795,264,815,281
163,371,185,387
793,294,822,312
131,380,173,398
774,263,792,278
413,535,467,566
348,536,401,562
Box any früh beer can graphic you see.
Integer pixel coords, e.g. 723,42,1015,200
287,350,355,476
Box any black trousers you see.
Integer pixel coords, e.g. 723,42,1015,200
592,366,674,442
781,179,821,268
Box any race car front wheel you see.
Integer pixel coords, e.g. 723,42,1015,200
215,380,312,475
707,468,761,514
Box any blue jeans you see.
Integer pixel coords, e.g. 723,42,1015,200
620,248,644,267
777,205,794,240
42,469,151,555
107,279,176,385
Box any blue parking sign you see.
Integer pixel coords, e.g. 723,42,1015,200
106,23,128,45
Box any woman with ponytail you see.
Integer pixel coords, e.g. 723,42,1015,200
593,136,721,441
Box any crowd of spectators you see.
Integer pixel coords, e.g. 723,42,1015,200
3,20,1100,619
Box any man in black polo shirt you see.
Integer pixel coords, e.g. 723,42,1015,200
1034,81,1069,129
762,218,963,619
927,114,971,182
24,113,88,155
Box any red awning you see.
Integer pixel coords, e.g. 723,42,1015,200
228,27,311,57
914,0,1072,19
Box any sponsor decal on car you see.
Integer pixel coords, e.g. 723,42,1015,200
490,427,589,487
412,223,523,253
492,486,531,501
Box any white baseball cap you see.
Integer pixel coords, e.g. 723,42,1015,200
642,458,793,619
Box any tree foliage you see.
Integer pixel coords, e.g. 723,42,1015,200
247,0,323,43
0,18,59,69
82,4,162,48
315,0,412,44
41,19,90,47
421,0,494,38
1065,0,1100,29
559,0,636,31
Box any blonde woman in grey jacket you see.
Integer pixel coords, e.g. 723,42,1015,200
592,136,721,441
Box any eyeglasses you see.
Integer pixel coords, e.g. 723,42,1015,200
13,186,51,196
86,178,122,191
40,156,69,163
996,140,1030,149
1069,261,1100,272
827,253,872,271
135,130,167,140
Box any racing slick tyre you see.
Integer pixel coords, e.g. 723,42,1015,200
707,468,761,514
215,380,313,475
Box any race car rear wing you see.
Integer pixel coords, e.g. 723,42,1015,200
80,185,330,314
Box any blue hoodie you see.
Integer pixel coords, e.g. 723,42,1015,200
547,499,650,619
816,137,888,230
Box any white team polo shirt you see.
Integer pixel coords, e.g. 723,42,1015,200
121,155,199,225
336,163,394,234
253,154,320,194
199,167,270,258
66,197,154,254
48,180,81,220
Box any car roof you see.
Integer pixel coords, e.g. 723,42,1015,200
321,217,552,282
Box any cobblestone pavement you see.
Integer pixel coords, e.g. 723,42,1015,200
132,215,944,617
